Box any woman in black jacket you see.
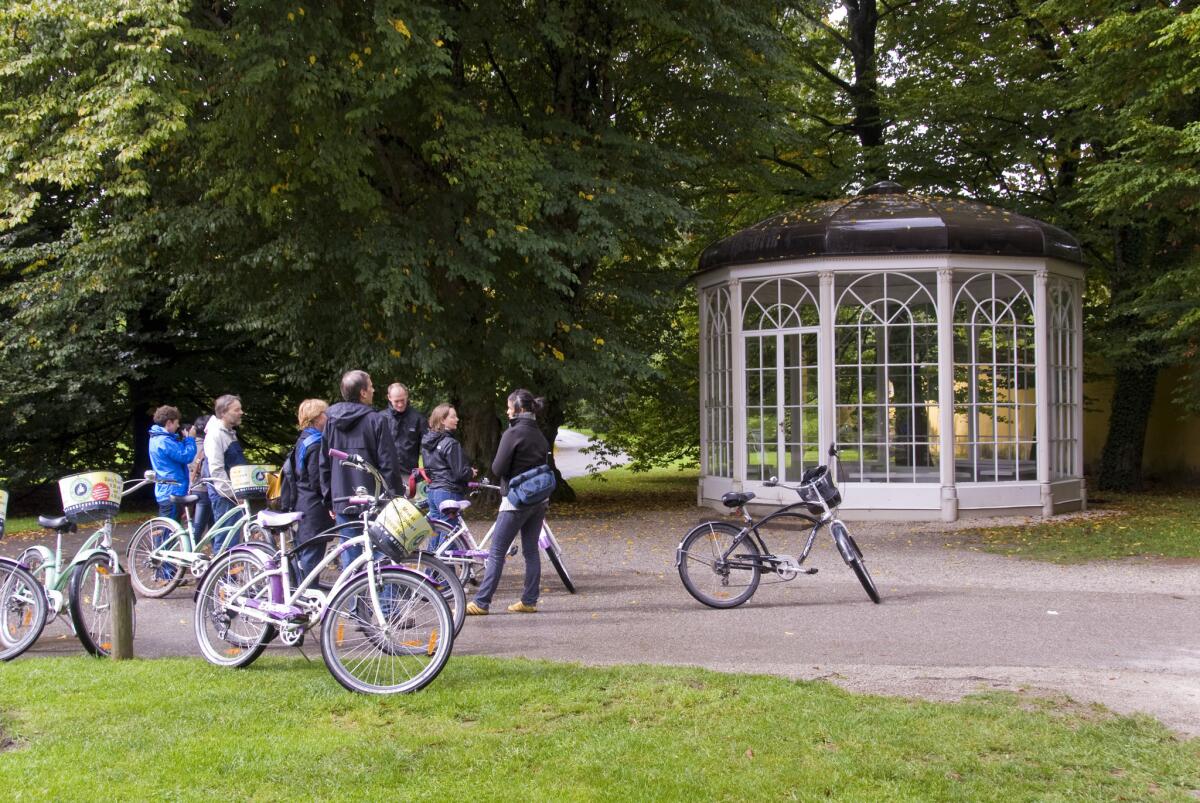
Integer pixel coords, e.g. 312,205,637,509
467,389,551,615
420,404,476,528
292,399,329,581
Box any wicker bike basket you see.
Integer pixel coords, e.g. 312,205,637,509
58,471,123,523
797,465,841,513
230,464,277,501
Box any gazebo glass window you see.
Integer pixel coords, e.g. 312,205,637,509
743,279,820,482
701,287,733,478
834,273,940,482
953,273,1037,482
1049,278,1078,479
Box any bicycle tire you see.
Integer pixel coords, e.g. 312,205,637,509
830,522,881,604
193,550,275,668
68,553,131,657
126,517,187,598
0,561,48,661
399,552,466,637
543,540,576,594
320,568,453,695
677,521,761,609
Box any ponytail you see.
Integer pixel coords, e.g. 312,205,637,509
507,388,544,416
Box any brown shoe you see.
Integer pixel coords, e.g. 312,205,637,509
507,601,537,613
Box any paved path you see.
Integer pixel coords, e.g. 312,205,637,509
5,507,1198,736
553,428,625,479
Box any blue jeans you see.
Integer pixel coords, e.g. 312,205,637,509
155,501,179,580
210,496,240,553
473,502,547,610
425,488,465,550
192,496,213,541
337,513,362,571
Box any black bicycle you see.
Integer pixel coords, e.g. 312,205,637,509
676,445,880,608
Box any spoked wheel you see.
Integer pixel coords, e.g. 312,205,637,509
69,553,132,657
831,521,881,604
126,517,186,598
193,550,275,667
0,561,48,661
320,568,453,695
677,521,761,609
398,552,466,637
541,527,576,594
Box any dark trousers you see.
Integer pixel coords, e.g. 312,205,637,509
473,502,547,609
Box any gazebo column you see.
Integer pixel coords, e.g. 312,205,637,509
937,268,958,521
730,279,746,490
1073,276,1086,510
1034,270,1053,516
818,272,835,459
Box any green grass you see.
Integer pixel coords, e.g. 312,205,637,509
556,465,699,518
1,510,147,540
967,490,1200,562
0,657,1195,800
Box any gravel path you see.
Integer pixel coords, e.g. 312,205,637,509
5,506,1198,737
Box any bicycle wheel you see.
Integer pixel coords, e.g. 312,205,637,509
193,550,274,667
399,552,466,637
126,517,187,598
830,521,880,604
320,568,453,695
68,553,132,657
677,521,761,609
541,527,576,594
0,561,48,661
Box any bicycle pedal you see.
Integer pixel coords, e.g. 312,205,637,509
803,567,818,574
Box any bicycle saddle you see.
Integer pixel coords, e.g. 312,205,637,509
170,493,201,506
439,499,471,514
256,510,303,530
38,515,77,532
720,492,755,508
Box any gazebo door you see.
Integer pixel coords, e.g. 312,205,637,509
744,328,820,483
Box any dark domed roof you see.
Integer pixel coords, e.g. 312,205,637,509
697,182,1084,274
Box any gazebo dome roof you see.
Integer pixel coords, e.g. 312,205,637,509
697,181,1084,274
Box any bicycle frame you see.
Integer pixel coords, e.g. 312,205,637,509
139,498,252,576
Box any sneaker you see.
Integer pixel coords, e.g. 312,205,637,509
466,601,489,616
507,601,537,614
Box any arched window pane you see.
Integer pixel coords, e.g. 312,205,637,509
702,287,733,478
1049,278,1079,478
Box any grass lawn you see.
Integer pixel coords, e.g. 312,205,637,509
555,465,699,518
967,490,1200,563
1,510,148,540
0,656,1196,800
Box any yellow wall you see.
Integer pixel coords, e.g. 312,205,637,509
1084,367,1200,477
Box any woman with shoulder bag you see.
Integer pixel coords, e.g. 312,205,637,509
467,389,552,615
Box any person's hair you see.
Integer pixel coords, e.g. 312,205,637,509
427,404,456,432
297,399,329,430
341,370,371,402
152,405,181,426
214,394,241,418
193,415,211,439
387,383,409,397
507,389,544,416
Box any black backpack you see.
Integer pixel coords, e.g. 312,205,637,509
272,432,321,512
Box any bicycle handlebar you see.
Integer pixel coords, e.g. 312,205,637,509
329,448,350,460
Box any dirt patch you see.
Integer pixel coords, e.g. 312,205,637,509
0,725,20,753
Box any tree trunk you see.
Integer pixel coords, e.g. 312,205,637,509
844,0,887,182
1096,365,1158,491
542,397,576,503
456,397,503,478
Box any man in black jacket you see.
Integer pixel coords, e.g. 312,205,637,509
382,382,427,479
319,370,400,568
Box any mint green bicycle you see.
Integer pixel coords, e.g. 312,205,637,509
19,471,155,656
125,470,274,599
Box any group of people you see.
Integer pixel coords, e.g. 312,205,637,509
147,370,553,615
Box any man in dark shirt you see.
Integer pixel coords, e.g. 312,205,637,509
382,382,427,477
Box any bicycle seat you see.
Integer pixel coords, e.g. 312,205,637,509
256,510,303,530
170,493,201,506
439,499,471,515
38,515,77,532
720,492,755,508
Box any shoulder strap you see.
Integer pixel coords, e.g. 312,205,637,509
296,432,322,468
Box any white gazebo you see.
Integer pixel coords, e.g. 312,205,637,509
696,182,1086,520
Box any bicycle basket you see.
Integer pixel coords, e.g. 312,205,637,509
230,464,277,501
798,465,841,513
0,488,7,539
58,471,122,522
373,497,433,554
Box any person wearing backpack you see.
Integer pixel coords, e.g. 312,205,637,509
420,404,476,541
289,399,328,581
467,389,552,616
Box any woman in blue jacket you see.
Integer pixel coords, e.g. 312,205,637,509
148,405,197,521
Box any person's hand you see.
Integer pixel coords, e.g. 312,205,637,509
471,467,479,477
